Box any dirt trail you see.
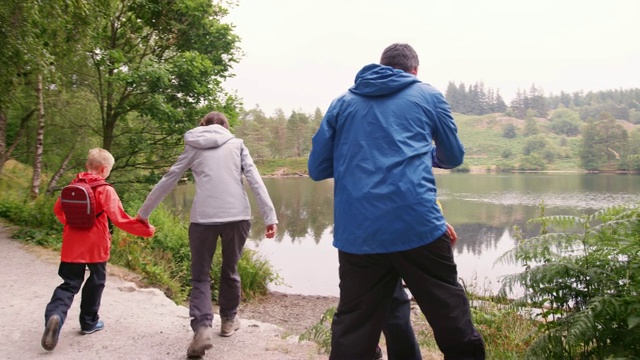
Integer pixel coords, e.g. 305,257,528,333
0,225,326,360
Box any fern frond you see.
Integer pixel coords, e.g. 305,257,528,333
527,215,584,229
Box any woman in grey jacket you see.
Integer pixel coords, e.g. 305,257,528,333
137,111,278,358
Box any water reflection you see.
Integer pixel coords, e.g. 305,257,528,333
164,173,640,297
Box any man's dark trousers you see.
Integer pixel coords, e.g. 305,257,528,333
330,233,485,360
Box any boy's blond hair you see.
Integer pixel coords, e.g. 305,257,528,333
86,148,115,171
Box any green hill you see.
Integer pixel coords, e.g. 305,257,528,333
454,113,576,172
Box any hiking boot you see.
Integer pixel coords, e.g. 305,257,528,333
187,326,213,358
220,315,241,337
374,345,383,359
41,315,61,351
81,320,104,335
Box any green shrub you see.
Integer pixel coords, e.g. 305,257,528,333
518,155,547,171
502,124,517,139
451,162,471,173
112,203,281,304
498,203,640,359
299,307,335,354
496,161,516,173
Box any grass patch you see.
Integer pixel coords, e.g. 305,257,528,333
256,157,309,175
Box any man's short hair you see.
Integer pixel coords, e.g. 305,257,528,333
86,148,115,171
380,43,420,73
199,111,229,129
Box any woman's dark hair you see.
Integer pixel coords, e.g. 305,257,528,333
199,111,229,129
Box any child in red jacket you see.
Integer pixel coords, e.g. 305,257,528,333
42,148,155,351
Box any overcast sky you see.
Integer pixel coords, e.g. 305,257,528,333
222,0,640,116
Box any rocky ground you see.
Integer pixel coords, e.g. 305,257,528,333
0,224,328,360
238,292,338,336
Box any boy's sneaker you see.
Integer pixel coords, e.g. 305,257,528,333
81,320,104,335
41,315,61,351
187,326,213,358
220,315,241,337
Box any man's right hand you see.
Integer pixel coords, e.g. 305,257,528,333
446,223,458,247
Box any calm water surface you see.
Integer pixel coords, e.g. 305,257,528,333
165,173,640,297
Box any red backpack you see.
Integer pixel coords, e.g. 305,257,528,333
60,178,111,229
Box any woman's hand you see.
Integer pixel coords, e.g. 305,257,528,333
265,224,278,238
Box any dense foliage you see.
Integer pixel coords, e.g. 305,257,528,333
499,203,640,359
445,81,507,115
1,0,241,185
446,82,640,125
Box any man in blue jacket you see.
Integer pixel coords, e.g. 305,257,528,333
308,43,485,360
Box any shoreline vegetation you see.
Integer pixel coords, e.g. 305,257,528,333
259,161,640,178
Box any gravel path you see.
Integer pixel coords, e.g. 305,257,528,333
0,224,326,360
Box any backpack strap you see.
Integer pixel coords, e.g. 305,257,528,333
73,178,111,218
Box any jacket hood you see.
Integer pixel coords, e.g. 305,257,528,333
75,172,105,183
349,64,420,97
184,124,235,149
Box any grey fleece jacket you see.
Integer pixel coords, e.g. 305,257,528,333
138,125,278,226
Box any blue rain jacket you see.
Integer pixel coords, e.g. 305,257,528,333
308,64,464,254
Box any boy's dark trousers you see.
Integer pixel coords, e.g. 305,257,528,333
382,280,421,360
44,262,107,331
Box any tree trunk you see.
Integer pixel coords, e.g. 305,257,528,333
30,74,45,199
45,147,75,196
0,112,6,174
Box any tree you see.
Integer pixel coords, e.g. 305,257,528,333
510,89,527,119
523,114,540,137
494,91,507,113
31,74,45,198
445,81,460,112
522,135,549,156
549,108,581,137
580,115,629,170
0,0,91,175
286,111,310,157
78,0,240,175
528,84,548,118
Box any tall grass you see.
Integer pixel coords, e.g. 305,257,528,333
298,290,536,359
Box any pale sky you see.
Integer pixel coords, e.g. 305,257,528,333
223,0,640,116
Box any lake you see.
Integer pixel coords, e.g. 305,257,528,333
165,173,640,297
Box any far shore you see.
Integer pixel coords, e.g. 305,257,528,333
261,167,638,177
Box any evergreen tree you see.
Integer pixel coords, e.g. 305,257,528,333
528,84,548,118
445,81,460,112
494,91,507,113
510,90,527,119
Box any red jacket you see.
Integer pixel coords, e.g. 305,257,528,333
53,172,154,263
